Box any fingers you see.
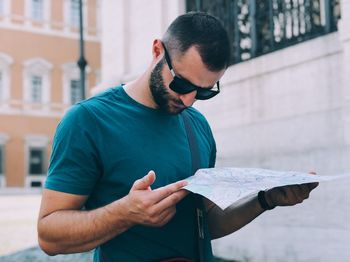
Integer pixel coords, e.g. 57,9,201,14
153,190,189,212
294,185,309,203
288,186,302,203
150,206,177,227
150,180,188,203
307,182,319,191
270,184,310,207
131,170,156,191
127,171,189,227
285,183,317,204
287,172,319,202
139,204,178,227
265,172,320,208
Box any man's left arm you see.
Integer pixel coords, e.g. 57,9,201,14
206,182,319,239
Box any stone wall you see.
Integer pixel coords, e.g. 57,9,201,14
195,1,350,261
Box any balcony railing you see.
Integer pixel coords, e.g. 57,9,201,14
186,0,341,65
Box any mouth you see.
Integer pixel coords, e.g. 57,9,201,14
171,100,186,110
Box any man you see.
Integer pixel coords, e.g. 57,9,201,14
38,12,318,261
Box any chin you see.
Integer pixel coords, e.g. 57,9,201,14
169,107,186,115
160,105,184,115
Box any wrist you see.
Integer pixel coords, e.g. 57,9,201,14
104,197,136,229
257,190,275,210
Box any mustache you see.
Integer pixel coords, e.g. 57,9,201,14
173,98,185,106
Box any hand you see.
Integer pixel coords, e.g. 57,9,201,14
122,170,189,227
265,172,319,208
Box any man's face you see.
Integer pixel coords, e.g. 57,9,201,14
149,45,225,115
149,58,187,114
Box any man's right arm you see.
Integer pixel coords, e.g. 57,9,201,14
37,171,188,255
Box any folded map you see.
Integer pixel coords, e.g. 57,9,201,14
184,168,349,210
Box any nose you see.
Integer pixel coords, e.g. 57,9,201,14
178,91,197,107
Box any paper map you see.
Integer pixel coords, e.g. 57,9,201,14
184,168,349,210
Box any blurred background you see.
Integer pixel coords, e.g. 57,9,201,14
0,0,349,261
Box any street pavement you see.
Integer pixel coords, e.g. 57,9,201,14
0,191,92,261
0,192,41,256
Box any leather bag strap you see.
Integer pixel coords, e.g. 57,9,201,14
181,111,204,262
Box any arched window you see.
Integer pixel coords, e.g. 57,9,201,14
23,58,52,105
62,62,89,106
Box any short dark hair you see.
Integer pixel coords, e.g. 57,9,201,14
162,12,230,71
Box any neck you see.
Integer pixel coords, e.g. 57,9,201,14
123,67,157,109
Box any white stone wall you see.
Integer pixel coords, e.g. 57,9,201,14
97,0,184,93
197,33,348,173
100,1,350,261
195,2,350,261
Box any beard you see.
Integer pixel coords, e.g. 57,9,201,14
149,58,186,115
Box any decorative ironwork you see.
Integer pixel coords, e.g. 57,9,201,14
186,0,341,65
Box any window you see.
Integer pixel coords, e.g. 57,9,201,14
62,62,87,107
70,79,82,105
31,0,43,20
0,53,13,104
23,58,52,106
70,0,80,27
29,147,45,175
25,0,50,23
0,0,11,19
25,136,48,187
31,75,42,103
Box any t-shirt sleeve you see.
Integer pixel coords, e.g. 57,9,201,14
45,104,102,195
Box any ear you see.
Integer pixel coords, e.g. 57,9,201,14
152,39,164,60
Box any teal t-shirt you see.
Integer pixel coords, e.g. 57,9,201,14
45,86,217,261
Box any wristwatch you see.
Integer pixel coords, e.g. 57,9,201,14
257,190,275,210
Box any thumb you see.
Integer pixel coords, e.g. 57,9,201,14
131,170,156,191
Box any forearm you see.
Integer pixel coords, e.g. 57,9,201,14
207,195,265,239
38,197,132,255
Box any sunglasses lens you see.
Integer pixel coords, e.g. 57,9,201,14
169,76,220,100
170,77,196,94
195,89,219,100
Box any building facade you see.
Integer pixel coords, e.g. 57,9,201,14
99,1,349,261
0,0,101,187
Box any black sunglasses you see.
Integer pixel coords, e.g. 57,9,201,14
162,43,220,100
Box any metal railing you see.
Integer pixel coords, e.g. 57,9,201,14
186,0,341,65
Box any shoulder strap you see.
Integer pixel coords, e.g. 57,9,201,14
181,110,205,262
182,111,200,175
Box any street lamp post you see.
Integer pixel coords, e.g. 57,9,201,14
78,0,87,100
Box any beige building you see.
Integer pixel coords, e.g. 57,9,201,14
0,0,101,187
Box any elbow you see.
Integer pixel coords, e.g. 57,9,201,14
38,237,60,256
37,223,62,256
